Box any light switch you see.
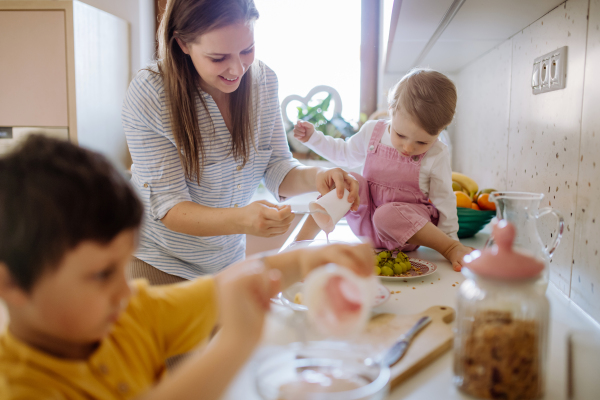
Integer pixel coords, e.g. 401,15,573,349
532,61,541,91
532,46,567,95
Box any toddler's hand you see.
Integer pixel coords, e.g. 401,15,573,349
215,260,281,347
297,243,374,279
293,121,316,143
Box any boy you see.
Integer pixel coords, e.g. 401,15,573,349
0,135,373,399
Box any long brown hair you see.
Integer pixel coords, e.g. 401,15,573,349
156,0,259,183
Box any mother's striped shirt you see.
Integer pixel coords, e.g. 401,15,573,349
122,62,301,279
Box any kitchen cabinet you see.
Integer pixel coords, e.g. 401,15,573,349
384,0,565,74
0,0,130,168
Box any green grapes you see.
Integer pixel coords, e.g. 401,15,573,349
380,266,393,276
374,249,413,276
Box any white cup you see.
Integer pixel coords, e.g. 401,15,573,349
309,188,352,234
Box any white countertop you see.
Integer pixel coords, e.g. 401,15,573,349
223,219,600,400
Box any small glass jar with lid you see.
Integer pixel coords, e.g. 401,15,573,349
453,221,549,400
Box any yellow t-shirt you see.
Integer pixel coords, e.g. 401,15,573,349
0,277,217,400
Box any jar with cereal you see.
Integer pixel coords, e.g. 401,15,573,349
453,221,549,400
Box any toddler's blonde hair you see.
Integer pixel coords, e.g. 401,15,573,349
388,68,457,136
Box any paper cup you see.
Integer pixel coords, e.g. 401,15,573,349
309,188,351,234
303,264,376,339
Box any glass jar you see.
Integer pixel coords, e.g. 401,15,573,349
453,221,550,400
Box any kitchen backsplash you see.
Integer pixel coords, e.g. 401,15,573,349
448,0,600,323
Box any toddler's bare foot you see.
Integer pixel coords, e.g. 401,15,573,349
442,242,475,272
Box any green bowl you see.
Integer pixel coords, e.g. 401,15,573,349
456,208,496,238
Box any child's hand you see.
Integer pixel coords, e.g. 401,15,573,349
297,243,374,279
293,121,316,143
215,260,281,347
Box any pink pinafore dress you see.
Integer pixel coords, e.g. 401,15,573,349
346,120,439,251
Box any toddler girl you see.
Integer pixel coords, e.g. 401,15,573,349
294,68,472,271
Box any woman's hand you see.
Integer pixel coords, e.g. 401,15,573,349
293,121,315,143
297,243,374,279
240,201,295,237
315,168,360,211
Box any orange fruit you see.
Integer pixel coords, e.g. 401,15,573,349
477,193,496,211
455,191,472,208
471,203,480,210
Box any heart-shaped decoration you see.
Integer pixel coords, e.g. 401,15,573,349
280,85,343,153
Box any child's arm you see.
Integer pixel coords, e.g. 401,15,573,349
139,243,373,400
140,261,280,400
293,120,376,169
262,242,374,288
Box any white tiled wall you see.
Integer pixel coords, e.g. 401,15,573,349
449,0,600,322
572,0,600,322
507,0,589,294
452,40,512,191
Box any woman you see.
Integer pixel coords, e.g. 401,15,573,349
122,0,359,282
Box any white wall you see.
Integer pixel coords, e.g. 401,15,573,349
79,0,155,78
449,0,600,323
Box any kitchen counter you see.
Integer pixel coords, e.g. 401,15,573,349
223,218,600,400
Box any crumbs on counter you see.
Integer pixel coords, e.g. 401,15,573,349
452,284,456,287
294,292,303,304
412,287,416,289
431,282,433,284
403,280,408,282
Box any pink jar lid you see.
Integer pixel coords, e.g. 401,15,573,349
462,220,544,280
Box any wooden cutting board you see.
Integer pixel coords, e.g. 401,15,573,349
356,305,455,388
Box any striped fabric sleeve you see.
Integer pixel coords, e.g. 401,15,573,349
122,70,192,220
261,67,302,201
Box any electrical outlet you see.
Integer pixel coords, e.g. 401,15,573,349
532,46,567,95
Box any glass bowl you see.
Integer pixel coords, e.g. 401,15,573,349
255,343,390,400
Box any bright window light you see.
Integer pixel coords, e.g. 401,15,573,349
382,0,394,61
254,0,361,124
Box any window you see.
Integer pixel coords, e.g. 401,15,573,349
254,0,361,124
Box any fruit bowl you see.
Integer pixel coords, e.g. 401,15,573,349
457,208,496,238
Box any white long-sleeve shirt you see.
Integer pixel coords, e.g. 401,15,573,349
304,120,459,240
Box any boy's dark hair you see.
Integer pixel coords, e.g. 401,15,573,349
0,135,143,291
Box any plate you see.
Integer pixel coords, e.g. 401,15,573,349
277,281,390,312
377,258,437,281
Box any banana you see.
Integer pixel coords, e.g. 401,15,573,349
452,172,479,197
452,181,463,192
480,188,497,194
